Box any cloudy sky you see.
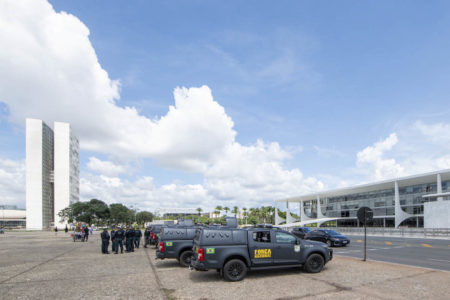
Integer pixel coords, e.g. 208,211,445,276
1,0,450,211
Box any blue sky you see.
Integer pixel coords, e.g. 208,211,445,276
1,0,450,210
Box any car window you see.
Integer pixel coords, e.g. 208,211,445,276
276,232,297,244
252,231,271,243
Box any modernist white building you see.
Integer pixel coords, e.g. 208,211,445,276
155,208,199,217
26,119,79,230
275,170,450,229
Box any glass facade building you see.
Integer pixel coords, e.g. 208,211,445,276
276,170,450,228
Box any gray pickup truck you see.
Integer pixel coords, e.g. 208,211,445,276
156,226,199,266
156,217,238,267
190,225,333,281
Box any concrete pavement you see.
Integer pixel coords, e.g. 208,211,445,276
0,231,449,299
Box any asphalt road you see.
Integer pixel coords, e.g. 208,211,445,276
333,235,450,271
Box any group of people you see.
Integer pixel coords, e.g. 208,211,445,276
100,226,143,254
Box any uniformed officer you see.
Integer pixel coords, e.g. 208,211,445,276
144,227,150,248
125,226,135,252
110,227,116,253
114,226,125,254
134,227,142,248
100,228,110,254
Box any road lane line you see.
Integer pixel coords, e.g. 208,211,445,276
356,240,362,243
385,241,392,245
421,243,433,248
427,258,450,263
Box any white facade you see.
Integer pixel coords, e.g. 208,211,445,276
424,201,450,228
54,122,79,228
26,119,54,230
276,169,450,228
155,208,198,217
26,119,79,230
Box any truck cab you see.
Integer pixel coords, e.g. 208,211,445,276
190,225,332,281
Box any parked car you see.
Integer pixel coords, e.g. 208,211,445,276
190,225,333,281
291,227,312,239
305,229,350,247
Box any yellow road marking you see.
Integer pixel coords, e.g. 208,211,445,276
385,241,392,245
357,240,362,243
421,243,433,248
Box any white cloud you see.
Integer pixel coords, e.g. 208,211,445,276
356,133,405,181
0,0,235,171
0,0,322,209
87,157,128,177
0,158,25,208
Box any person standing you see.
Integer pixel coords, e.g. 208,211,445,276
110,227,116,253
84,226,89,242
125,226,135,252
114,226,124,254
144,227,150,248
134,227,142,248
64,225,68,233
54,227,58,235
100,228,110,254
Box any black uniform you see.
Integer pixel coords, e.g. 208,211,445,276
84,227,89,241
134,229,142,248
111,229,116,252
144,228,150,248
114,228,125,254
125,228,135,252
100,229,110,254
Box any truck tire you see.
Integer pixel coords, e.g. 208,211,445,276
304,253,324,273
179,250,193,267
223,259,247,281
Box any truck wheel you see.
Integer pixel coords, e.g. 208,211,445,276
223,259,247,281
179,250,193,267
304,253,324,273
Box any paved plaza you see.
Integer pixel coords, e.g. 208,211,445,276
0,231,449,299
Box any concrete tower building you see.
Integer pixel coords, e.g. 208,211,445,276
26,119,79,230
54,122,79,229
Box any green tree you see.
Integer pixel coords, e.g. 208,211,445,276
196,207,203,216
223,207,230,216
110,203,133,224
232,206,239,217
70,199,110,225
136,211,154,225
58,207,73,224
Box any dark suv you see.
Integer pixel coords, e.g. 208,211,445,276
190,225,332,281
305,229,350,247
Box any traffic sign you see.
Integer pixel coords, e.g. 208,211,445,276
357,207,373,225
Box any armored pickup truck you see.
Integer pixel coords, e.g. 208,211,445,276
156,226,199,266
156,217,238,267
190,225,333,281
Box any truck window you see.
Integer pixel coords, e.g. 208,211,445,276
252,231,271,243
275,232,296,244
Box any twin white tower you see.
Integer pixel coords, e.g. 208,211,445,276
26,119,80,230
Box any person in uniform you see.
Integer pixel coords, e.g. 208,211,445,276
144,227,150,248
126,226,135,252
84,226,89,241
134,227,142,248
100,228,110,254
110,227,116,253
114,226,124,254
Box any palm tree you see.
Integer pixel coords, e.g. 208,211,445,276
232,206,239,218
215,206,223,217
223,207,230,216
196,207,203,216
242,207,248,224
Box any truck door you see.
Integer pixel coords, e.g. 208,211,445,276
273,231,301,264
248,230,274,266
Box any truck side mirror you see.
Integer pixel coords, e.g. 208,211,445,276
295,239,300,245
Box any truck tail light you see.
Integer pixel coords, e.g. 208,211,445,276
198,248,205,262
159,242,164,253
